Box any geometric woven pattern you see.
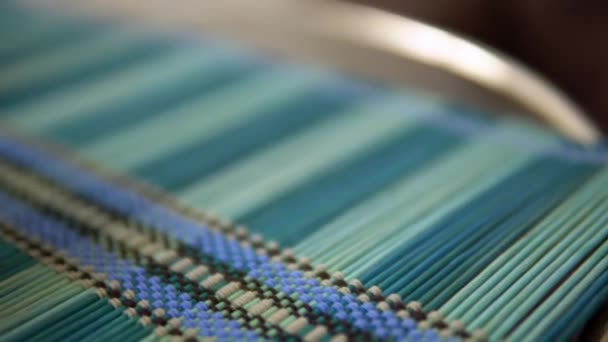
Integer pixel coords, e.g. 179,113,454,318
1,3,607,341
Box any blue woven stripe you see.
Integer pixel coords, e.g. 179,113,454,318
0,133,432,340
0,191,261,340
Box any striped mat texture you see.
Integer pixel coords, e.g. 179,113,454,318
0,4,607,341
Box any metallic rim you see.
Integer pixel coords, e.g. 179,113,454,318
20,0,602,144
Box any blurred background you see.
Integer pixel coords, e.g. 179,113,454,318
0,1,606,340
353,0,608,133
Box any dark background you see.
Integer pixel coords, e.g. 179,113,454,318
351,1,608,133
